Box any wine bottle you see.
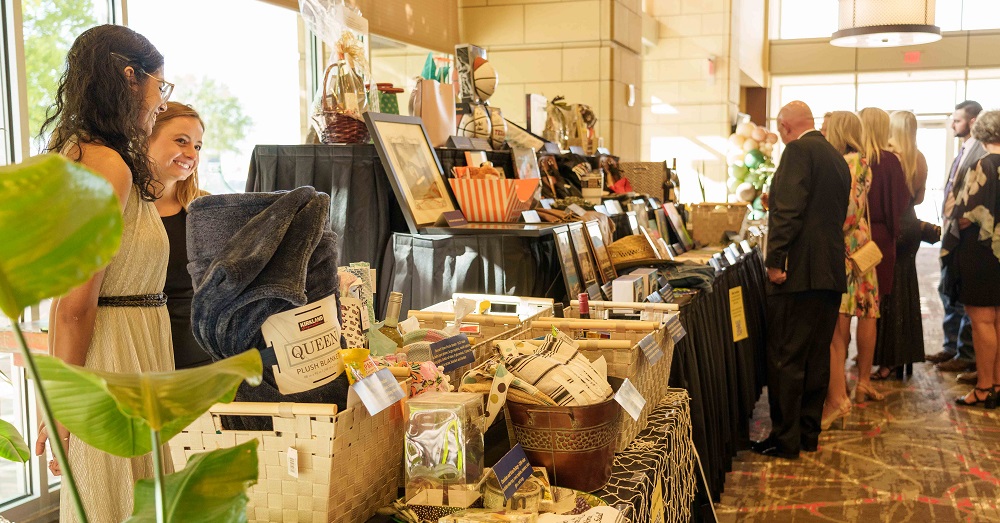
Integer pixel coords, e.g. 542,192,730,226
578,293,591,320
380,292,405,347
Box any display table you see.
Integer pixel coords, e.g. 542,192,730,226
669,248,767,507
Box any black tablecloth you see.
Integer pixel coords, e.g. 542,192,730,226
245,144,408,281
380,232,565,314
669,249,767,509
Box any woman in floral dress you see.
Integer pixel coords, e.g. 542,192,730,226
820,111,880,429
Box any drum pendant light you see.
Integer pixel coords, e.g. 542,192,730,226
831,0,941,48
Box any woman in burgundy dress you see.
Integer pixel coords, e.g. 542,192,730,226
856,107,911,402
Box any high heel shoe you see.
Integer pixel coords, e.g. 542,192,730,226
854,382,885,403
955,387,994,408
821,400,852,430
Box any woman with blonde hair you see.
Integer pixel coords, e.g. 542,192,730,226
871,110,929,379
149,101,211,369
855,107,911,402
820,111,879,429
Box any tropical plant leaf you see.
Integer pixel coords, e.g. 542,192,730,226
36,350,262,457
0,154,122,319
126,439,259,523
0,418,29,462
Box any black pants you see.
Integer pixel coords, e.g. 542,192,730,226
765,289,841,453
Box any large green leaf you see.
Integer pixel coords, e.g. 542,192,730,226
0,154,122,319
0,418,29,462
36,350,263,457
127,439,259,523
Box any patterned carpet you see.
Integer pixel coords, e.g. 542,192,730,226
716,247,1000,523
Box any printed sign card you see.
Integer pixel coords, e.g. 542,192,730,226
638,332,664,366
729,286,748,342
614,378,646,421
430,334,476,373
493,444,534,500
351,368,406,415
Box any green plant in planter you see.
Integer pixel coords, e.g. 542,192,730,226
0,154,263,522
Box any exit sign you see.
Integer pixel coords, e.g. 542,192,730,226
904,51,921,64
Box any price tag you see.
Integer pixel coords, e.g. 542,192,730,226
398,315,420,335
729,286,748,342
614,378,646,421
430,334,475,373
739,240,752,254
522,210,542,223
351,368,406,415
493,444,534,500
638,333,664,366
442,210,468,227
594,204,609,215
567,204,588,217
665,314,686,344
287,447,299,478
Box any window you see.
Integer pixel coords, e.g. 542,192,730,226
22,0,112,151
0,353,29,506
127,0,306,194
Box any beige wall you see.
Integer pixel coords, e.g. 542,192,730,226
459,0,644,160
640,0,744,202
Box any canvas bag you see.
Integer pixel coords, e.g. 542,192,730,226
409,78,456,147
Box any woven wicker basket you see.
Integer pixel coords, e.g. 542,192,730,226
690,203,747,246
521,316,676,453
316,63,370,144
170,389,407,523
406,309,551,384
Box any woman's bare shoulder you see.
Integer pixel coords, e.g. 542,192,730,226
75,143,133,204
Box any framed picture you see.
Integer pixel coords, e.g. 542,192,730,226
364,113,457,233
568,222,601,298
654,208,670,244
553,226,584,299
604,199,624,215
639,226,663,260
663,203,694,251
585,220,617,284
627,212,640,235
512,147,540,179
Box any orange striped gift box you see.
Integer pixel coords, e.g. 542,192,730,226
449,178,539,222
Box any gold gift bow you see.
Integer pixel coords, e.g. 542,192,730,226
335,32,370,77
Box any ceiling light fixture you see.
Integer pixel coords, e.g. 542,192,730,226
831,0,941,48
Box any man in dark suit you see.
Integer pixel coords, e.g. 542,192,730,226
752,101,851,459
929,100,986,381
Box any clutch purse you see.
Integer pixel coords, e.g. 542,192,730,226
849,240,883,275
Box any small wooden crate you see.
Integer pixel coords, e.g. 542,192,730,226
521,315,678,453
171,388,407,523
690,203,747,246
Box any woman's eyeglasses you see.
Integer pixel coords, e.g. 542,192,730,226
110,52,174,102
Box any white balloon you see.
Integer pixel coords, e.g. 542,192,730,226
727,149,745,165
741,139,759,153
737,122,755,138
765,132,779,144
760,143,773,156
728,133,745,148
751,127,766,142
737,182,757,203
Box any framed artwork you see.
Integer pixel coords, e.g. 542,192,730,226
630,199,650,230
553,226,584,299
627,212,640,235
585,220,617,284
364,113,457,233
639,226,663,260
568,222,601,298
663,203,694,251
512,147,540,179
654,208,670,244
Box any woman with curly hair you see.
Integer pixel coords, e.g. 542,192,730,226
949,109,1000,408
34,24,173,522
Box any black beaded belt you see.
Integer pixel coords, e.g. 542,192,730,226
97,293,167,307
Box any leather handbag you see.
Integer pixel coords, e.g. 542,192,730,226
408,78,455,147
850,204,883,275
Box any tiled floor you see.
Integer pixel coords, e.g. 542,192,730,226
716,247,1000,523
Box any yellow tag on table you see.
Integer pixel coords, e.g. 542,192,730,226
729,286,749,342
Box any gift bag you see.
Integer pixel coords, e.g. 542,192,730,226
409,78,456,147
449,178,539,222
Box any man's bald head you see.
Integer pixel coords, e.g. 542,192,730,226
776,101,816,145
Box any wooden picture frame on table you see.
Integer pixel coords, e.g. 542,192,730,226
364,112,457,234
626,211,640,235
639,226,664,260
553,226,585,300
567,222,603,299
584,220,617,284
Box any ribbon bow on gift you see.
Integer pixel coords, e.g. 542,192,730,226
335,32,370,78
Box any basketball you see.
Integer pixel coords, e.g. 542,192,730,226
473,57,498,102
458,104,492,139
488,106,507,149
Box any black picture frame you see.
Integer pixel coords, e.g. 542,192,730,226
553,225,584,300
568,222,601,299
584,220,617,284
663,203,694,251
364,112,458,234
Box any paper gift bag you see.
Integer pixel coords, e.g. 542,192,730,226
449,178,539,222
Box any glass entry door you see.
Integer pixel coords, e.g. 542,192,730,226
916,119,955,225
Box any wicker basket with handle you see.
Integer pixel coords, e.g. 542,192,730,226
315,62,370,144
170,386,407,523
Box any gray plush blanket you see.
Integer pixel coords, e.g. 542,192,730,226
187,186,349,429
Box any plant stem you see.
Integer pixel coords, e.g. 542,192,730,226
12,322,88,523
151,429,166,522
